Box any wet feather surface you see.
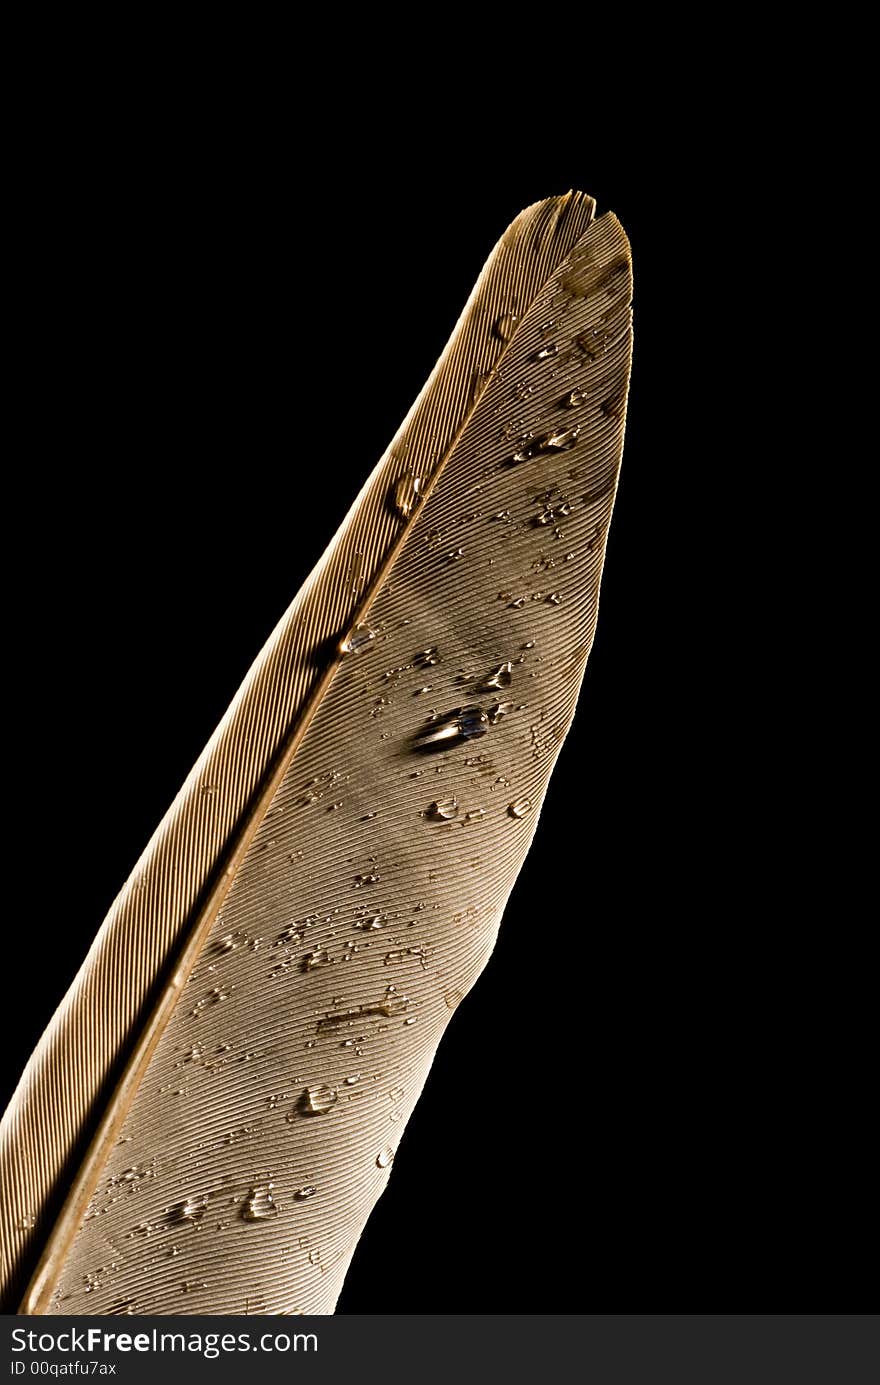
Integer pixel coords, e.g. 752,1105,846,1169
1,193,632,1314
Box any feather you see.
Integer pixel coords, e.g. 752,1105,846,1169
1,191,632,1314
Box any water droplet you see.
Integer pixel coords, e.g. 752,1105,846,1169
355,915,384,931
545,592,562,605
404,1016,417,1025
447,547,464,562
393,474,424,519
241,1184,278,1221
494,311,519,341
414,647,440,668
294,1186,317,1201
414,705,489,749
340,625,376,655
487,701,514,724
353,871,379,887
308,1248,321,1266
298,1085,338,1117
169,1195,207,1225
562,388,587,408
535,501,571,527
344,1073,361,1086
508,798,533,819
302,949,329,972
17,1213,35,1231
376,1148,395,1169
533,342,559,360
481,662,513,691
463,808,486,823
190,985,233,1017
426,797,459,822
511,427,580,464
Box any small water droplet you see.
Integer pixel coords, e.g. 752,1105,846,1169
464,808,486,823
353,871,379,887
298,1085,338,1117
344,1073,361,1086
545,592,562,605
511,426,580,464
294,1186,317,1201
302,949,329,972
376,1148,395,1169
404,1016,417,1025
481,662,513,691
562,388,587,408
17,1213,35,1231
355,915,384,931
414,647,440,668
308,1248,321,1266
169,1195,207,1225
241,1184,278,1221
487,701,514,725
340,625,376,655
507,797,533,819
426,797,459,822
533,342,559,360
393,474,424,519
494,311,519,342
447,547,464,562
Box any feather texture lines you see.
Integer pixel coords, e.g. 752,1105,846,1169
1,192,632,1314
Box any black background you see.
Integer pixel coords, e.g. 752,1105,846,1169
3,112,868,1311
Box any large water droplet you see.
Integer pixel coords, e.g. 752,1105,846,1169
376,1148,395,1169
340,625,376,655
414,705,489,749
393,474,424,518
298,1085,338,1117
494,311,519,342
242,1185,278,1221
507,797,533,819
426,797,459,822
